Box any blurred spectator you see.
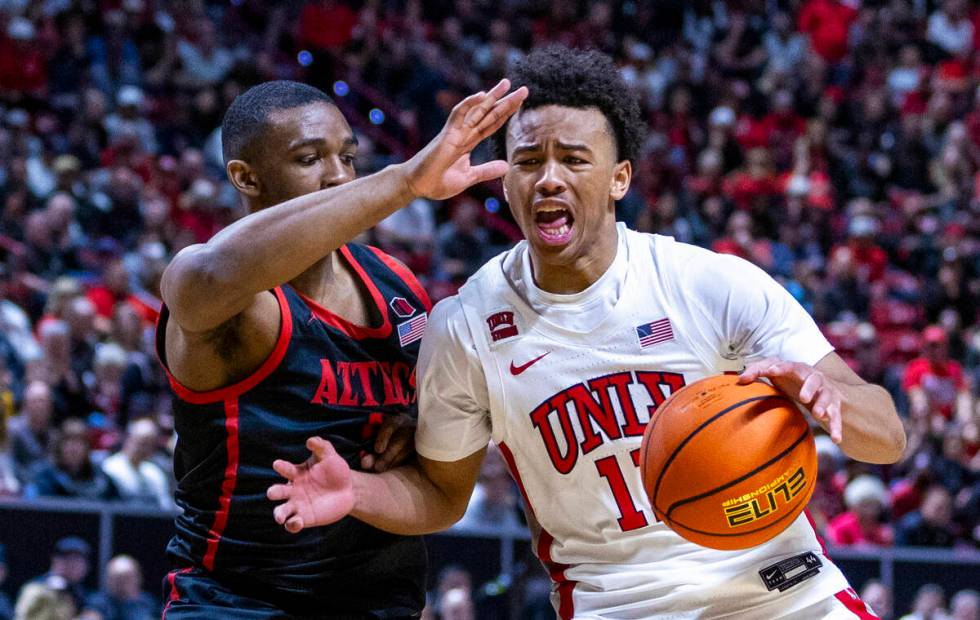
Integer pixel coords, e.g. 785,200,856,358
374,196,436,272
949,590,979,620
809,435,846,533
895,485,957,548
438,587,474,620
860,579,893,620
899,583,948,620
798,0,858,64
7,381,55,484
454,444,521,531
927,0,974,57
32,537,92,613
104,87,158,156
25,418,119,501
175,20,235,89
0,411,18,498
0,544,12,620
13,579,75,620
33,319,89,423
84,555,157,620
432,196,490,288
100,418,172,510
903,325,973,423
827,475,893,546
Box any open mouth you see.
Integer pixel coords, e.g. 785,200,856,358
534,204,575,246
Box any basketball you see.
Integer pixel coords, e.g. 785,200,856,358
640,374,817,551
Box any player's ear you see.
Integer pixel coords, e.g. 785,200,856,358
227,160,261,198
610,159,632,201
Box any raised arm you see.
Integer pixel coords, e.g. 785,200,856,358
162,81,527,333
267,437,484,535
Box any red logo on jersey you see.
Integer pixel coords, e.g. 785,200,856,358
486,311,518,342
510,352,549,375
389,297,415,318
530,371,686,474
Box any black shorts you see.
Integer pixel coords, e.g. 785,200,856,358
161,568,421,620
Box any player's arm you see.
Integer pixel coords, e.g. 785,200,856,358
269,295,494,533
267,437,483,535
677,249,905,464
162,81,527,333
740,353,906,464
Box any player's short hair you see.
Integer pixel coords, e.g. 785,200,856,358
491,45,644,165
221,81,334,164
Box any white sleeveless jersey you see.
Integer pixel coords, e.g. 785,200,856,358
416,225,852,619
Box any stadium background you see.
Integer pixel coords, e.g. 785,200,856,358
0,0,978,618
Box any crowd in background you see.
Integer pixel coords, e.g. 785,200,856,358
0,0,979,618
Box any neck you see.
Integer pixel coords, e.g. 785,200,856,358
288,250,344,299
528,226,618,294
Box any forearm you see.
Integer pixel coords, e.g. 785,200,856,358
349,464,466,535
162,164,415,330
837,382,906,464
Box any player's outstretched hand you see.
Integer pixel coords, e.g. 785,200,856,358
738,358,844,444
403,79,528,200
361,413,415,473
267,437,354,533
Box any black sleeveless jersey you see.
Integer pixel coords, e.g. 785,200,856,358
156,244,431,618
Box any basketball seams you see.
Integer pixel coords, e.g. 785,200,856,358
664,426,811,518
651,393,790,513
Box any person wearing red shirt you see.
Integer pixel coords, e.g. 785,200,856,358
798,0,859,63
903,325,973,422
829,214,888,284
827,475,894,547
298,0,359,51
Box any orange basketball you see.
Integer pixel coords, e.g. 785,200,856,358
640,374,817,550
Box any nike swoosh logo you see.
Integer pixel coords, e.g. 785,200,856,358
510,352,549,375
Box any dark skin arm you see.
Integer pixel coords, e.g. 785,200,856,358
162,81,526,335
161,81,527,393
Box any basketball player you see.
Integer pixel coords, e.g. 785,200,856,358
267,49,905,618
156,79,526,618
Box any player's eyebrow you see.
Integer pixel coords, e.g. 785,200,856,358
511,144,541,157
556,141,591,153
289,135,358,151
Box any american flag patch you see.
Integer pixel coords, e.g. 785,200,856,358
636,317,673,348
397,314,427,347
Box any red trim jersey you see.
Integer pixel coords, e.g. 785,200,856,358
155,244,430,617
417,225,856,619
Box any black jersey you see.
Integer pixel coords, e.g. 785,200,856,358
156,244,430,617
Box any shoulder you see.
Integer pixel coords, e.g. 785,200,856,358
427,295,472,347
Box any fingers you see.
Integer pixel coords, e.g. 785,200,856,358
360,452,376,471
472,86,528,141
798,372,822,404
374,433,412,473
828,402,843,444
273,501,292,525
285,515,305,534
307,436,336,461
374,422,396,454
737,357,781,383
267,482,291,502
468,160,509,184
449,90,490,126
462,79,512,128
272,459,299,480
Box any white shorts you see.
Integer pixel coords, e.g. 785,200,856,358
778,588,878,619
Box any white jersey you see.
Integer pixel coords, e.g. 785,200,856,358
416,224,853,619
